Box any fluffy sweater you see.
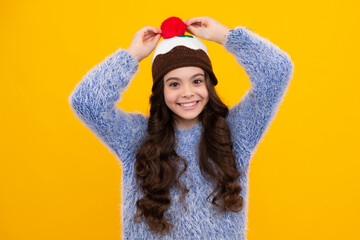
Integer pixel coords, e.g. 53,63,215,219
69,26,294,239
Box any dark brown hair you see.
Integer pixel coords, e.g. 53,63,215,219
134,70,244,235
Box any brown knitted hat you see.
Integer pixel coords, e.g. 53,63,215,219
151,17,218,90
152,46,218,89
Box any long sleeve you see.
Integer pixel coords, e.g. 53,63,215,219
68,48,148,164
224,26,294,169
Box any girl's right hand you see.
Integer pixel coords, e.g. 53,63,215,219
126,26,162,62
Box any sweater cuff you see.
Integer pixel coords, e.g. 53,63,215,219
112,48,139,84
223,26,254,53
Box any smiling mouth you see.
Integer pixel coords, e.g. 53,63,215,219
177,101,200,109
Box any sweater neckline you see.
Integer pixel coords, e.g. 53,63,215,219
174,121,202,134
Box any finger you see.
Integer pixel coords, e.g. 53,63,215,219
142,27,161,41
185,27,194,35
143,26,162,34
184,17,202,25
145,30,162,40
184,17,206,26
139,27,160,39
144,34,157,42
144,30,155,37
186,25,198,35
153,33,162,43
144,31,161,41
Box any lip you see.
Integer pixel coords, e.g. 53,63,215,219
177,100,200,110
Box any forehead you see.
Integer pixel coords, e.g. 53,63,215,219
164,66,205,80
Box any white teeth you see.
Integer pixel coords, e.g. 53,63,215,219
180,101,197,107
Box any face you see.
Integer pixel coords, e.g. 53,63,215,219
163,66,209,129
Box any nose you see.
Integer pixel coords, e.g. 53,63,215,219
181,84,194,98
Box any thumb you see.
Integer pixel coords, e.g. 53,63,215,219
150,33,161,48
154,32,162,43
186,25,196,36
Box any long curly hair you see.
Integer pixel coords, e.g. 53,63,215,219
134,70,244,235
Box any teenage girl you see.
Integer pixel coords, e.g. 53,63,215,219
69,16,294,239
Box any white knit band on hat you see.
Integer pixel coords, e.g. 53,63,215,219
151,35,209,65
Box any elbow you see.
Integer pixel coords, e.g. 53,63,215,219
68,90,78,109
68,89,84,114
264,49,294,83
68,76,90,112
68,91,91,122
277,51,294,84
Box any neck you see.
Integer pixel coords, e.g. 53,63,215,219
173,116,199,130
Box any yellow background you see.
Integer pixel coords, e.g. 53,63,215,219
1,0,359,239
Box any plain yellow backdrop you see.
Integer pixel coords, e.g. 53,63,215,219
1,0,359,239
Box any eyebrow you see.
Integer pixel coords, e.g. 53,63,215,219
165,73,205,82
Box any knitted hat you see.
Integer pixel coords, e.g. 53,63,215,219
151,17,218,90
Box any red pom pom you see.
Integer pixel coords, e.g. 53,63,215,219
160,16,187,39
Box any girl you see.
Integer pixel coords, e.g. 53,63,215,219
69,16,294,239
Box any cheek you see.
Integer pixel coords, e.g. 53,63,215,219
200,87,209,102
164,88,177,106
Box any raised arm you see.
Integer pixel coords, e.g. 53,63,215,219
185,17,294,169
68,26,162,164
224,26,294,162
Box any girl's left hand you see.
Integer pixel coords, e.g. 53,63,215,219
183,17,232,45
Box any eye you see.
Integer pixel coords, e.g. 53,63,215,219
169,82,179,87
193,79,203,84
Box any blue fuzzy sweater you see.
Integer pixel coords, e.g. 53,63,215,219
69,26,294,239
